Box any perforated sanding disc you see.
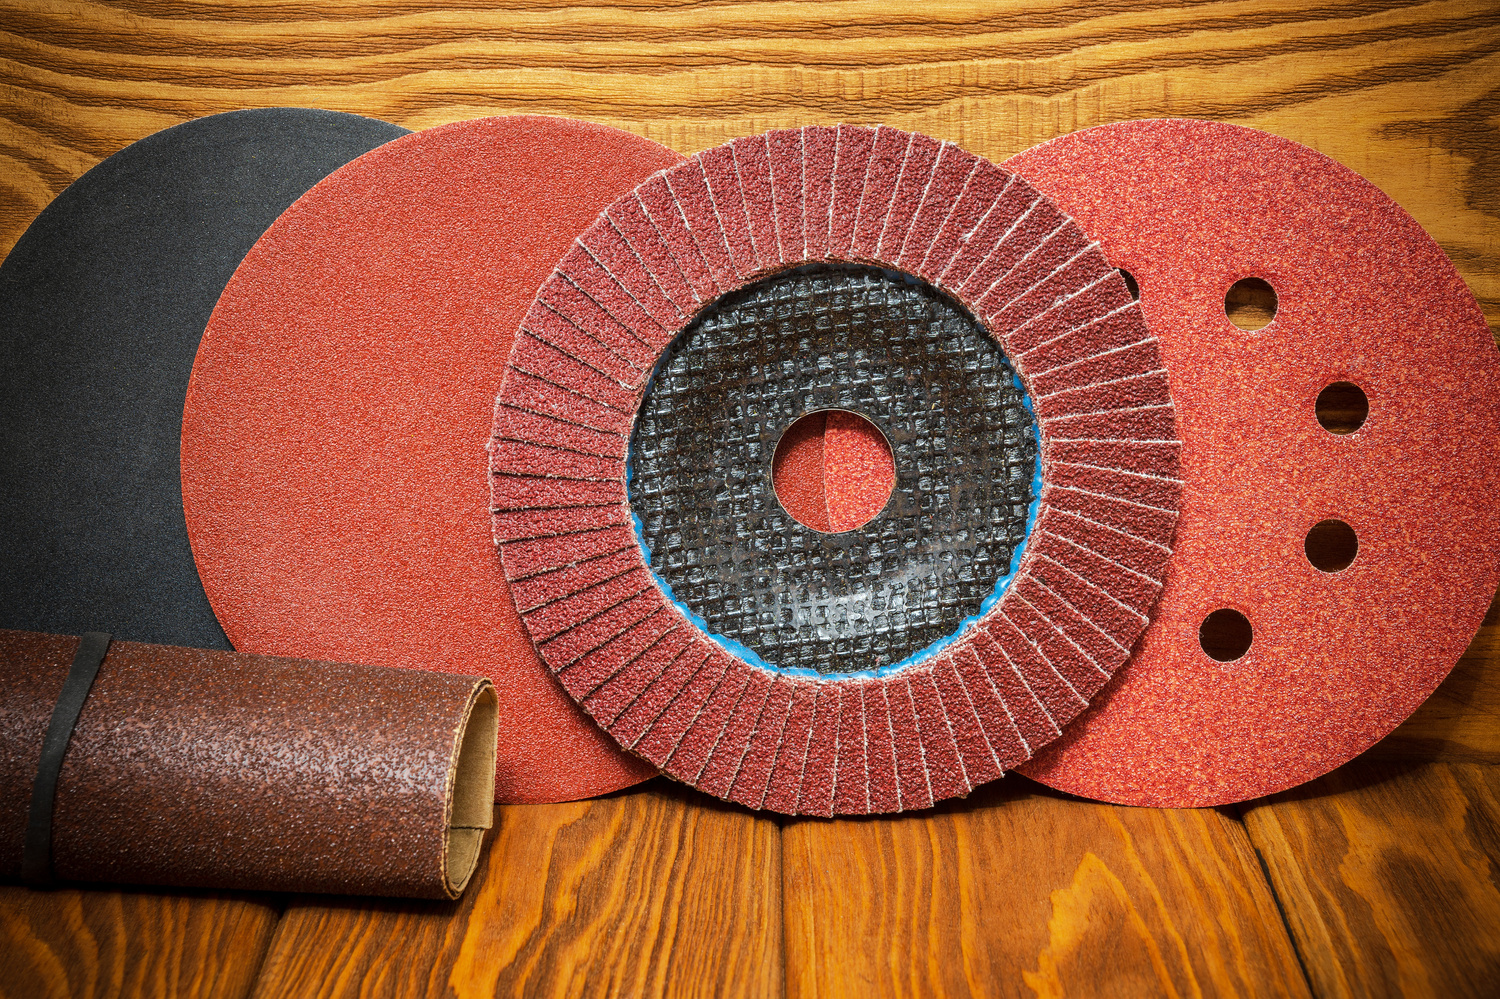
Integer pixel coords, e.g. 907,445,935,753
491,126,1184,815
181,116,681,802
0,108,408,648
1006,119,1500,806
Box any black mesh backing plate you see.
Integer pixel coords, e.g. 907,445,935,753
628,264,1037,675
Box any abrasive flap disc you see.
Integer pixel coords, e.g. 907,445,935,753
490,125,1185,815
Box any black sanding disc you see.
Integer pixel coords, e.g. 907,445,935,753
629,264,1038,675
0,107,409,648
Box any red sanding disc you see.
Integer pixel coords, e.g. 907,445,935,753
490,125,1184,815
822,412,896,533
1005,119,1500,805
181,116,682,803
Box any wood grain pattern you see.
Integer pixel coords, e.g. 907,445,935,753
0,885,278,999
2,3,1498,998
782,779,1310,998
249,782,782,999
1241,761,1500,999
2,0,1497,339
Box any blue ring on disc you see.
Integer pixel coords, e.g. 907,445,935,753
627,263,1040,678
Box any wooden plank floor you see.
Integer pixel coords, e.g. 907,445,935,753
2,2,1498,996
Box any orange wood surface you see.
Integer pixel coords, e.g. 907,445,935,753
250,786,782,999
2,2,1497,997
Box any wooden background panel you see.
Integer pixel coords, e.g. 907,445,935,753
0,885,279,999
1,3,1498,998
1,0,1497,334
782,780,1310,999
251,785,782,999
1241,761,1500,999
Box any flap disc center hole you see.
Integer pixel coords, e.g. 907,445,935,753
771,410,895,533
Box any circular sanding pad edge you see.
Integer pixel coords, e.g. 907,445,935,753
181,115,683,803
0,108,410,649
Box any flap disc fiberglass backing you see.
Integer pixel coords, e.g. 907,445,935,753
491,125,1184,815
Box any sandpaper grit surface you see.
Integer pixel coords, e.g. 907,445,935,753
1005,119,1500,806
181,116,681,802
0,629,496,898
0,108,409,650
772,411,895,534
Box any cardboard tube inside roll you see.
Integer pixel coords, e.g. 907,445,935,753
0,630,497,899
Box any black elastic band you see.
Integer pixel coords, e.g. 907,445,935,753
23,631,110,886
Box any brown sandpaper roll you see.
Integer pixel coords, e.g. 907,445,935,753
0,630,497,899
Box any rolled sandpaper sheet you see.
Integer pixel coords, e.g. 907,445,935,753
0,630,497,899
0,107,409,649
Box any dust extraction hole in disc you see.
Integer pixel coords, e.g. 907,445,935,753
1199,609,1253,662
1224,277,1278,331
1316,381,1370,434
1305,518,1359,572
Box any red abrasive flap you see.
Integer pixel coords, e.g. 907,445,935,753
490,125,1183,814
1005,119,1500,805
181,116,683,803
